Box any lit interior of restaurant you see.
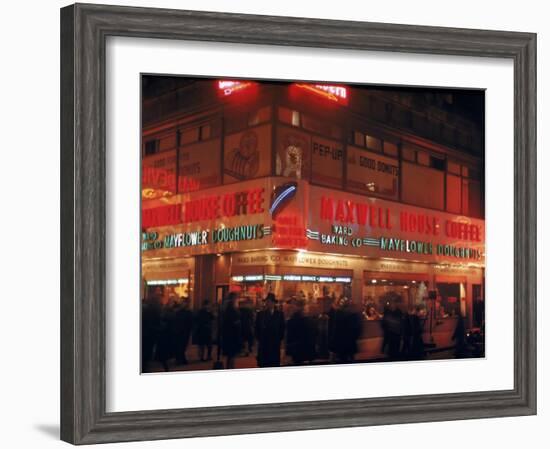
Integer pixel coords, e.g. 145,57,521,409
229,274,352,310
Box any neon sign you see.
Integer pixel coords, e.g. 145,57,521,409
141,188,265,228
218,80,252,97
141,224,266,251
183,188,265,223
272,214,307,249
295,83,349,105
320,196,393,229
230,274,352,283
270,182,297,218
146,279,189,286
379,237,482,260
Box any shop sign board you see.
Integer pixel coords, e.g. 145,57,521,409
311,135,344,188
141,177,485,265
308,185,485,264
141,178,272,257
294,83,349,105
346,146,399,200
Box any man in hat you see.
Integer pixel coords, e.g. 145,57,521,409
255,293,285,367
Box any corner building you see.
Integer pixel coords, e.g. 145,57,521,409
141,78,485,348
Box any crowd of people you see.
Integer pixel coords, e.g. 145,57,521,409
141,291,433,372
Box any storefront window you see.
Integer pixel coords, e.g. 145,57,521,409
230,273,352,317
362,278,429,317
144,278,190,306
435,282,463,318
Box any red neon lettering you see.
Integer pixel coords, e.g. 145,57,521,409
320,196,334,221
335,201,346,222
400,212,409,232
222,194,236,217
369,206,377,227
356,204,368,226
295,83,349,105
345,201,355,223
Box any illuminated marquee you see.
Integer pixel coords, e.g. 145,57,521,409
141,224,265,251
295,83,349,105
379,237,482,260
141,188,265,228
230,274,352,283
320,196,482,242
320,196,393,229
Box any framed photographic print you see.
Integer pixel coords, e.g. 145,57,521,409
60,3,536,444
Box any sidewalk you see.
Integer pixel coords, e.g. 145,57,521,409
145,343,457,373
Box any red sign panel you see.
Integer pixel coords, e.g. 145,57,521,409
217,80,253,97
295,83,349,105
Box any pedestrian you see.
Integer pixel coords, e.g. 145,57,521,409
452,313,467,358
239,299,255,356
157,298,176,371
332,297,362,363
386,304,403,360
327,297,338,359
221,292,242,369
316,297,330,359
172,297,193,365
255,293,285,367
410,306,426,359
195,299,214,362
402,307,414,357
141,296,161,372
286,299,316,365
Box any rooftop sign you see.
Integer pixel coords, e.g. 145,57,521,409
217,80,253,97
295,83,349,105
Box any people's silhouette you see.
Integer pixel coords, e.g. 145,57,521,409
255,293,285,367
196,299,214,362
221,292,242,369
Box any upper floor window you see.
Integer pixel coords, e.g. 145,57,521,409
278,107,300,127
143,139,159,156
248,106,271,127
351,130,383,152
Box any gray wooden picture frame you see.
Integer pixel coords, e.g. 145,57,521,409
60,3,537,445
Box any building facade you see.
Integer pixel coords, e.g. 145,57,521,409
141,78,485,344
